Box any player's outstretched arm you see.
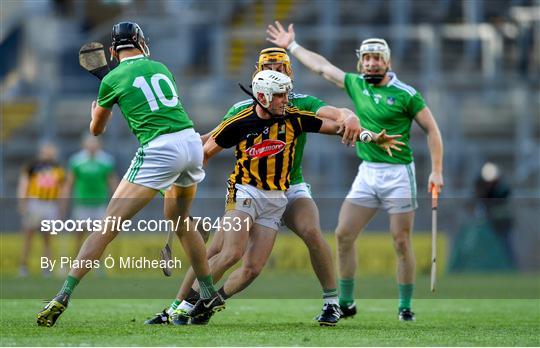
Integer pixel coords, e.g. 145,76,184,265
317,106,361,146
415,106,444,192
200,132,212,145
90,100,112,136
203,137,224,166
266,21,346,88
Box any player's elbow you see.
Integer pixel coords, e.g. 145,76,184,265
89,123,104,136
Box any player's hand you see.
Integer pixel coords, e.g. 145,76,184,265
337,115,361,146
428,172,444,193
374,129,405,157
266,21,295,49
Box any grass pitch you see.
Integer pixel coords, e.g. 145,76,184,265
1,298,539,346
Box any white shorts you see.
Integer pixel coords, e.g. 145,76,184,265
285,182,312,210
123,128,205,190
225,183,287,231
23,199,59,230
72,205,107,221
346,161,418,214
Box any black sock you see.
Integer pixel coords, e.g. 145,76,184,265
185,288,200,305
218,286,230,300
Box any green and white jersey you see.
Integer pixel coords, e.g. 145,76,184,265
69,150,115,206
223,93,326,185
98,55,194,145
344,72,426,164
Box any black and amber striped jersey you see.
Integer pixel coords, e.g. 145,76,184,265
24,160,65,200
212,105,323,190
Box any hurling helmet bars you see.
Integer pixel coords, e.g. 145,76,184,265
111,21,150,57
252,70,293,108
258,47,293,80
356,38,391,63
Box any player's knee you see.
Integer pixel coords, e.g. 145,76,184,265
207,243,222,258
336,226,356,246
392,235,411,257
297,226,324,247
241,264,262,282
219,248,243,268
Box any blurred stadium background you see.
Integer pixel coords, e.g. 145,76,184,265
1,0,539,283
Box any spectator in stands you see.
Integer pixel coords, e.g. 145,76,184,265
17,142,65,277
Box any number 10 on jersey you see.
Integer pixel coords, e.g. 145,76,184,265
133,73,179,112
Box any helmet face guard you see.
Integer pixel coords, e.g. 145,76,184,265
111,21,150,57
251,70,293,108
257,47,293,80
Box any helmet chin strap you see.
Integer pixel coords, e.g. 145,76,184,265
238,83,281,118
363,67,389,85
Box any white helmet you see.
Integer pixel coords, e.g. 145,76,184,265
356,38,391,63
252,70,292,108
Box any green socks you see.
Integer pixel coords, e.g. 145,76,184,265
338,278,355,307
166,299,181,315
197,275,216,299
398,283,414,310
60,275,80,296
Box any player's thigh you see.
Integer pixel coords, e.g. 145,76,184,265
163,184,198,219
389,211,415,240
174,130,205,188
336,200,378,239
106,179,157,220
283,198,321,239
241,223,278,272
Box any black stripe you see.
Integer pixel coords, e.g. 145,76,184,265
233,147,242,186
273,120,287,189
259,126,270,190
244,134,255,186
289,116,302,136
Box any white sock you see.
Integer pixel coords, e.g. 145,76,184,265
324,298,339,306
178,300,194,311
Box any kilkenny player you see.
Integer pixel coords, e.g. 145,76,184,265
37,21,222,327
146,48,362,326
148,70,403,326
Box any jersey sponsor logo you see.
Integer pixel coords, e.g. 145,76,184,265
246,139,286,159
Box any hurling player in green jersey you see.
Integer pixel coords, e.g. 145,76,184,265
38,22,222,327
268,21,444,321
